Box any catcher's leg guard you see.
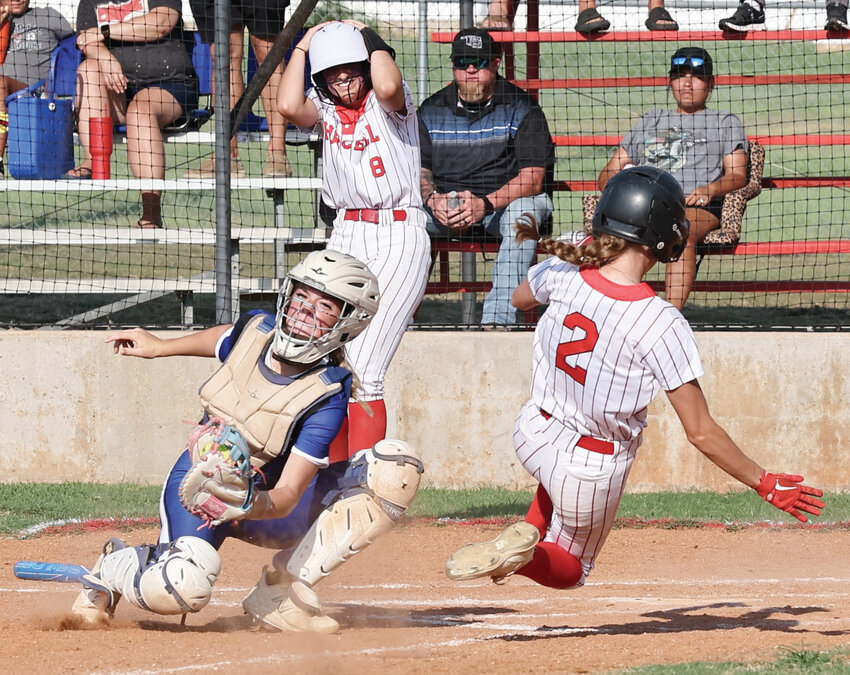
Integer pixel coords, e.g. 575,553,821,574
71,537,127,624
96,536,221,615
446,521,540,583
243,440,423,632
287,439,424,586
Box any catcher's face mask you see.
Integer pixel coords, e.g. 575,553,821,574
283,284,343,339
271,249,379,364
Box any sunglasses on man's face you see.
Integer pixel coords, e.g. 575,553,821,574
671,56,705,69
452,57,490,71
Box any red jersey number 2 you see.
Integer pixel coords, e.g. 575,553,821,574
556,313,599,385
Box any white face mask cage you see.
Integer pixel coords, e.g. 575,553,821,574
271,279,366,364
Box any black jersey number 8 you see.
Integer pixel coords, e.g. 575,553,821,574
556,312,599,385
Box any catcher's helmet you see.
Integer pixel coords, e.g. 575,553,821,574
272,249,380,363
592,166,689,263
309,22,371,105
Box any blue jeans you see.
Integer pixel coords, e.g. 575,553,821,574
425,193,553,324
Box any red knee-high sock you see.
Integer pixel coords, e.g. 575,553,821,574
347,399,387,457
524,484,553,538
518,542,583,589
328,415,350,464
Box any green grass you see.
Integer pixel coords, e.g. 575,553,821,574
615,646,850,674
2,484,848,538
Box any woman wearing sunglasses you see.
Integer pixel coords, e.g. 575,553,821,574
598,47,749,310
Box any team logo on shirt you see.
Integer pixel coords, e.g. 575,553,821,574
96,0,147,26
323,121,381,151
643,128,706,172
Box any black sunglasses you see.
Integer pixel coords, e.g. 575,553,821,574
452,56,490,70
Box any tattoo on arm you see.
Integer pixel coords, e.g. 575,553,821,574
421,169,436,199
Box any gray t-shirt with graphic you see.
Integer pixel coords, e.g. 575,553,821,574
0,7,74,85
620,108,748,194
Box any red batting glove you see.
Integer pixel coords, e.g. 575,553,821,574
754,471,825,523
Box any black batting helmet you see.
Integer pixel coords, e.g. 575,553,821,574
592,166,689,263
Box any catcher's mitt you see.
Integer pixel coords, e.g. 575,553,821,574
179,418,257,527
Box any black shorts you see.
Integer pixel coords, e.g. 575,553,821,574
189,0,291,43
697,197,723,221
126,79,200,125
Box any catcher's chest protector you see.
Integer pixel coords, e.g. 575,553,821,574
199,316,345,467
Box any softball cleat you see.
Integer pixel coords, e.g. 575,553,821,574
446,521,539,582
70,537,126,623
243,568,339,634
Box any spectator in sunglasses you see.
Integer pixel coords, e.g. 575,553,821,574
418,27,555,326
597,47,749,310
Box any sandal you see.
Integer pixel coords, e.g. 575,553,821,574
63,165,93,180
645,6,679,31
135,219,163,229
575,8,611,35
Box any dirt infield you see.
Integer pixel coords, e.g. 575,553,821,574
2,521,849,674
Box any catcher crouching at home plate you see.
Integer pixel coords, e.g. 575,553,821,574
70,250,424,633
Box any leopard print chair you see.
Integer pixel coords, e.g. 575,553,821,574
579,141,765,248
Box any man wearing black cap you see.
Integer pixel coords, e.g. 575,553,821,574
418,27,555,326
597,46,749,311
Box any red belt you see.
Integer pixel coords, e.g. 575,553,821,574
539,409,615,455
344,209,407,224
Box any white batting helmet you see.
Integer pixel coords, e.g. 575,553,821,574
308,22,369,77
272,249,380,364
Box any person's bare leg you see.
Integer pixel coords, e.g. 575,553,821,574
482,0,520,29
665,208,719,310
71,59,123,176
187,28,244,176
125,87,182,228
249,34,290,177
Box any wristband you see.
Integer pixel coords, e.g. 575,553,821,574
481,195,495,215
360,27,396,59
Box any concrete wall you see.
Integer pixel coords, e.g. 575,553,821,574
1,330,846,491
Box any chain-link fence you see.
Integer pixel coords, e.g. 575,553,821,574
0,0,848,329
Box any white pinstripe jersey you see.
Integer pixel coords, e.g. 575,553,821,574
308,82,422,209
527,257,704,442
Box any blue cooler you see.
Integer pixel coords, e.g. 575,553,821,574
5,46,75,180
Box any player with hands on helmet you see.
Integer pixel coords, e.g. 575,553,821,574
278,20,432,463
445,166,824,589
72,250,425,634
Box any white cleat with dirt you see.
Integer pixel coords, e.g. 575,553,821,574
446,521,540,582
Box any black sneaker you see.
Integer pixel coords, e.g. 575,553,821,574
825,3,849,30
719,1,766,31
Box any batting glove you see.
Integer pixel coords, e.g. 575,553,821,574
754,471,825,522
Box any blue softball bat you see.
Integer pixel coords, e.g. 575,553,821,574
14,561,89,583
